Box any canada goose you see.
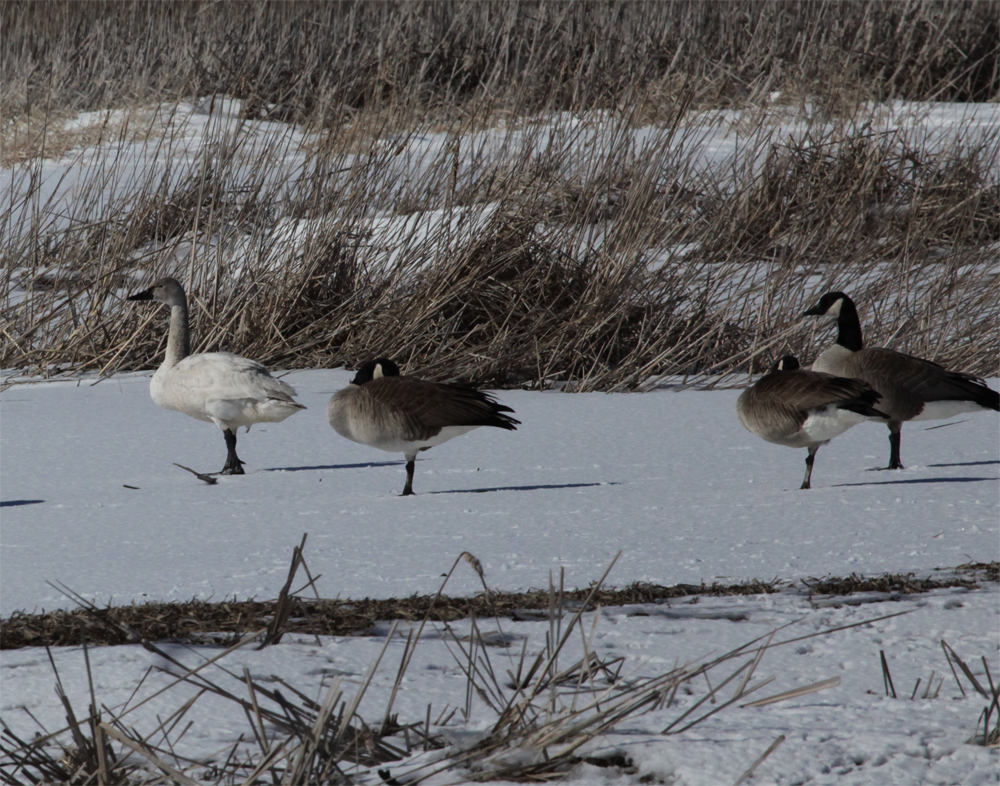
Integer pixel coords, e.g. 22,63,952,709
128,277,305,474
804,291,999,469
327,358,519,495
736,355,889,489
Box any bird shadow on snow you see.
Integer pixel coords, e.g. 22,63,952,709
833,476,997,488
429,482,615,495
264,461,403,472
0,499,45,507
925,460,1000,469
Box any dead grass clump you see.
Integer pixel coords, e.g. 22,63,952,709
4,107,998,386
2,576,781,652
328,216,634,386
3,547,987,784
6,564,994,652
802,572,979,598
124,173,246,250
908,151,1000,245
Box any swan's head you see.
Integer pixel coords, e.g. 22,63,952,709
351,358,401,385
128,277,186,307
803,291,852,318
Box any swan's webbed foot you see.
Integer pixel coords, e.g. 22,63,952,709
222,428,246,475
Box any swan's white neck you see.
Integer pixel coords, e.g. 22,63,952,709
164,302,191,369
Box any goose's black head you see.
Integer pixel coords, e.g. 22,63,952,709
352,358,401,385
769,355,800,373
803,291,853,318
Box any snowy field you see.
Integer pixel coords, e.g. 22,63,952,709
2,369,999,613
2,368,999,783
2,92,999,784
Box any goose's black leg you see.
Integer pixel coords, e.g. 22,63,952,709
800,446,818,490
221,428,246,475
401,459,416,496
886,424,904,470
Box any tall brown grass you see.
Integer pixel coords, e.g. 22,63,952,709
2,1,998,386
3,0,997,121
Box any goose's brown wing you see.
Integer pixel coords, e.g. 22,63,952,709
752,369,876,411
361,377,519,440
737,369,884,443
849,348,999,418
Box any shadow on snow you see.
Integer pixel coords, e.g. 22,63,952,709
429,482,614,494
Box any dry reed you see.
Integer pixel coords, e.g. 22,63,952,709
2,1,998,388
3,546,932,784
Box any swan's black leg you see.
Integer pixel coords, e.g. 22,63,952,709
221,428,246,475
401,459,416,496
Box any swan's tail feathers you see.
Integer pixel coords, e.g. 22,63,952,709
268,394,308,409
266,388,307,409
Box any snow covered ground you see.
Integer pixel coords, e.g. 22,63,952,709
2,94,999,784
2,369,998,783
2,369,998,613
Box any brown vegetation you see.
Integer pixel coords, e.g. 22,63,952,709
4,563,993,651
4,0,997,122
2,2,998,388
2,554,994,783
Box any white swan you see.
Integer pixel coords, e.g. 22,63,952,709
128,277,305,474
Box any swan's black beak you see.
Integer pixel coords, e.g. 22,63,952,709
128,287,155,301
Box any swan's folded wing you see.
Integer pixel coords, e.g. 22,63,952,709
170,353,300,403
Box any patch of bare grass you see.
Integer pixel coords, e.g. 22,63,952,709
3,107,999,385
2,549,916,784
4,562,993,652
3,1,997,125
0,105,167,167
